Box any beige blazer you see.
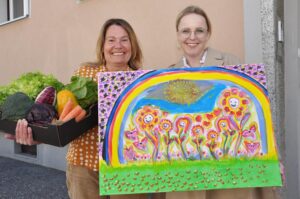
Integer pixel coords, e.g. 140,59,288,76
172,47,241,68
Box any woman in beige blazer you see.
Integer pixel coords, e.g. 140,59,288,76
167,5,279,199
172,5,240,68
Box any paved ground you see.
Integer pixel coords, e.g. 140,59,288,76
0,156,69,199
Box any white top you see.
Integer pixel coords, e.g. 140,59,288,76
182,49,208,68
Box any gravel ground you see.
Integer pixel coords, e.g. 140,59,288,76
0,156,69,199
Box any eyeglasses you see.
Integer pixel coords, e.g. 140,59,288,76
178,27,208,39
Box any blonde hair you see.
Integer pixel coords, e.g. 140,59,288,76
176,5,212,35
84,18,143,70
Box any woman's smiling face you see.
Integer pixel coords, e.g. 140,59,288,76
177,13,210,59
104,25,132,67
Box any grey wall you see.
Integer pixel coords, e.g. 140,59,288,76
0,134,68,171
0,0,8,23
243,0,263,63
284,0,300,198
245,0,286,198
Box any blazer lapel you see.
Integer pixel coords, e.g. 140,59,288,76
205,47,225,66
170,59,185,68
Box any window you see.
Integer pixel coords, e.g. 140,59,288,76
0,0,30,26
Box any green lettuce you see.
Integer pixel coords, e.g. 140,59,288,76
64,76,98,109
0,72,64,106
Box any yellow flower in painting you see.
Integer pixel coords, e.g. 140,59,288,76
219,88,250,119
135,106,160,131
207,130,219,141
159,119,173,132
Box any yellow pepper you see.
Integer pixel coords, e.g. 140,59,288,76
56,89,78,116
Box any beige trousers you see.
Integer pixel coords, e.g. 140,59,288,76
166,188,279,199
66,164,101,199
110,193,165,199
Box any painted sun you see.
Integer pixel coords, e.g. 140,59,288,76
164,80,202,104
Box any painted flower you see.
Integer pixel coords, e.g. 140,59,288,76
215,117,233,133
159,119,173,132
207,130,219,141
191,125,204,149
244,141,260,154
175,115,192,135
241,122,257,139
135,106,160,131
219,88,251,119
191,125,204,137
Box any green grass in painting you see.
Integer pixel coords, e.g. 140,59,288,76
99,158,282,195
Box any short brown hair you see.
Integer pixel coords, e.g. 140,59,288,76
176,5,212,35
85,18,143,70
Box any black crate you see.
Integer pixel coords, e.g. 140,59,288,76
0,104,98,147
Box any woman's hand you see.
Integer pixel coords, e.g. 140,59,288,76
15,119,40,145
4,133,15,140
280,162,286,186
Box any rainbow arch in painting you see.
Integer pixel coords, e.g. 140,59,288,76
101,67,277,167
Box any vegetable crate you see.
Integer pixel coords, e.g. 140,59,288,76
0,104,98,147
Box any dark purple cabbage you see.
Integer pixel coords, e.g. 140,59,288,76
26,103,58,126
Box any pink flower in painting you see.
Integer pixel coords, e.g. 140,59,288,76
133,137,148,151
124,128,139,141
244,141,260,154
242,123,257,140
124,146,136,161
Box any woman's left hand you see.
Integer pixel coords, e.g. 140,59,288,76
15,119,40,145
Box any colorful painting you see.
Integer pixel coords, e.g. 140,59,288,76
98,64,282,195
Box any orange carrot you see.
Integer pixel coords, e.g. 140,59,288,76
59,99,74,120
75,109,86,122
62,105,83,122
